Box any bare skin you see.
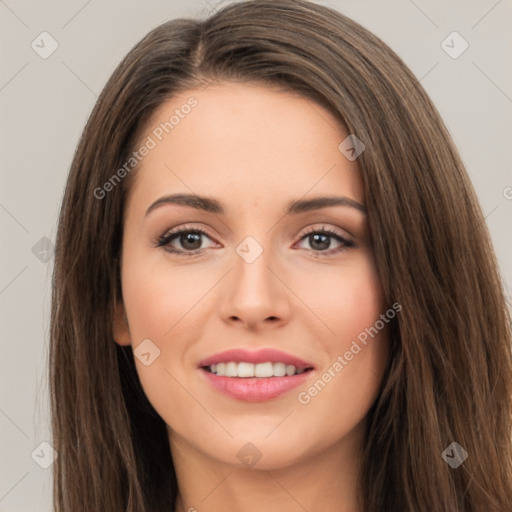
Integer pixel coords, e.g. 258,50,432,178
114,81,390,512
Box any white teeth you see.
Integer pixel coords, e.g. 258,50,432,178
273,362,286,377
237,362,255,378
207,361,310,377
225,362,238,377
255,362,274,377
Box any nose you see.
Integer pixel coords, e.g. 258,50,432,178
217,244,292,332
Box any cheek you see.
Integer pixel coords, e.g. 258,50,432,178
335,257,385,342
294,254,389,426
119,251,219,419
297,251,386,346
331,254,389,381
121,253,209,341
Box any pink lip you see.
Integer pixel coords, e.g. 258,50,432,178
200,369,314,402
197,348,315,370
197,348,315,402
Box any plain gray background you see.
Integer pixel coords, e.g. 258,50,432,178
1,1,511,510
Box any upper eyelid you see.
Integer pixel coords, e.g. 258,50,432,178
160,224,215,240
160,223,351,239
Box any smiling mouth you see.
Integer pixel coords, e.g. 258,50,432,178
202,361,315,378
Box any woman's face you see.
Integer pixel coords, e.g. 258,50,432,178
114,81,390,469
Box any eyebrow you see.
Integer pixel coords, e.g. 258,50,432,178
145,193,367,217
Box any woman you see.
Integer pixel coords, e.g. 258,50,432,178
49,1,512,510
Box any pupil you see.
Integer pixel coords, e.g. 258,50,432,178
310,233,330,250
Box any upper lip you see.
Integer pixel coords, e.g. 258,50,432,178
198,348,315,370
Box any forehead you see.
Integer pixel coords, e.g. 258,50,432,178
126,81,364,217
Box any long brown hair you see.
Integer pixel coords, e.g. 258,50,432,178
50,1,512,510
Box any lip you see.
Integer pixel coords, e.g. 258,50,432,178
197,348,316,402
200,368,315,402
197,348,315,370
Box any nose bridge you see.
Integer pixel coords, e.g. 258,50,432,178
233,233,278,301
218,232,291,327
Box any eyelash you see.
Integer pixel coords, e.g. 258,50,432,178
154,224,355,257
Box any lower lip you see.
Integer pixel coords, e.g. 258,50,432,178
200,368,313,402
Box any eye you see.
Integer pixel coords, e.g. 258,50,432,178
295,226,355,256
154,224,355,256
154,225,217,255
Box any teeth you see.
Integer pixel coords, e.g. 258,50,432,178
273,362,286,377
255,362,273,377
237,362,255,378
285,364,296,376
207,361,309,377
225,362,238,377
